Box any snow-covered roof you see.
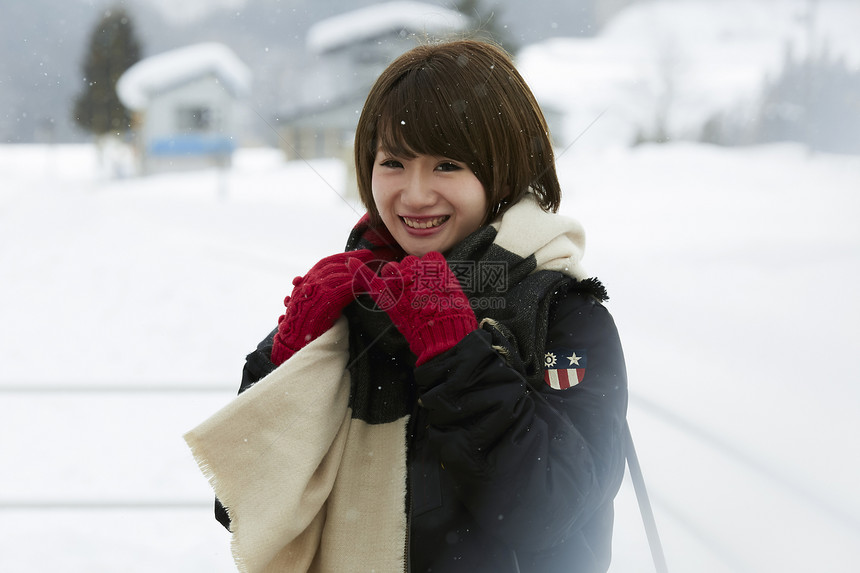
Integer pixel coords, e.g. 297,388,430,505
306,1,470,55
117,43,251,110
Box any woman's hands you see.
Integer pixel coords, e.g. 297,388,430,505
271,249,375,365
349,252,478,365
272,249,479,367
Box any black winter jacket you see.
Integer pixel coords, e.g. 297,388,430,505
218,280,627,572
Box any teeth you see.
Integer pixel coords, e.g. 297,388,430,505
402,216,449,229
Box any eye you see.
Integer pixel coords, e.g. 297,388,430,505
435,161,462,173
379,158,403,169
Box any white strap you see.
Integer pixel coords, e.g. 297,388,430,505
624,421,669,573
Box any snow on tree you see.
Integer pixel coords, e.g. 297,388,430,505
757,45,860,154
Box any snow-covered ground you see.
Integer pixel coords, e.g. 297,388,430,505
2,140,858,572
2,0,860,571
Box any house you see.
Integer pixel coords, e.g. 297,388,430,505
117,43,251,174
277,1,470,171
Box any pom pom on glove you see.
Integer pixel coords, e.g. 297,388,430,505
271,249,376,365
348,251,478,366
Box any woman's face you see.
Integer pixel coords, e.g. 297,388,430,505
371,149,488,257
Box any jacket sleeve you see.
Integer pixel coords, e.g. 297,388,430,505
413,289,628,552
214,328,278,530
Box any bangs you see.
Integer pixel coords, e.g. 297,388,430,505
374,67,480,165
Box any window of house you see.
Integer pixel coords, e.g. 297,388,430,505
177,106,216,132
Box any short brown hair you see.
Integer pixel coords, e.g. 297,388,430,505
354,39,561,227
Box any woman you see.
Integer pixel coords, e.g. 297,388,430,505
187,39,628,573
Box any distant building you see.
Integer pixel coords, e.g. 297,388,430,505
277,1,470,173
117,43,251,174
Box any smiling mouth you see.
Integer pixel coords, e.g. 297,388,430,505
401,215,450,229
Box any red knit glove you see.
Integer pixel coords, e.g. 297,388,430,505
349,252,478,366
272,249,375,365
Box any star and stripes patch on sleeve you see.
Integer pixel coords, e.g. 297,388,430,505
543,348,587,390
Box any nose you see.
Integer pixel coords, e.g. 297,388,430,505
400,168,437,210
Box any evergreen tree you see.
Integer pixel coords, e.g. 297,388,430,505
757,46,860,154
73,6,142,136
